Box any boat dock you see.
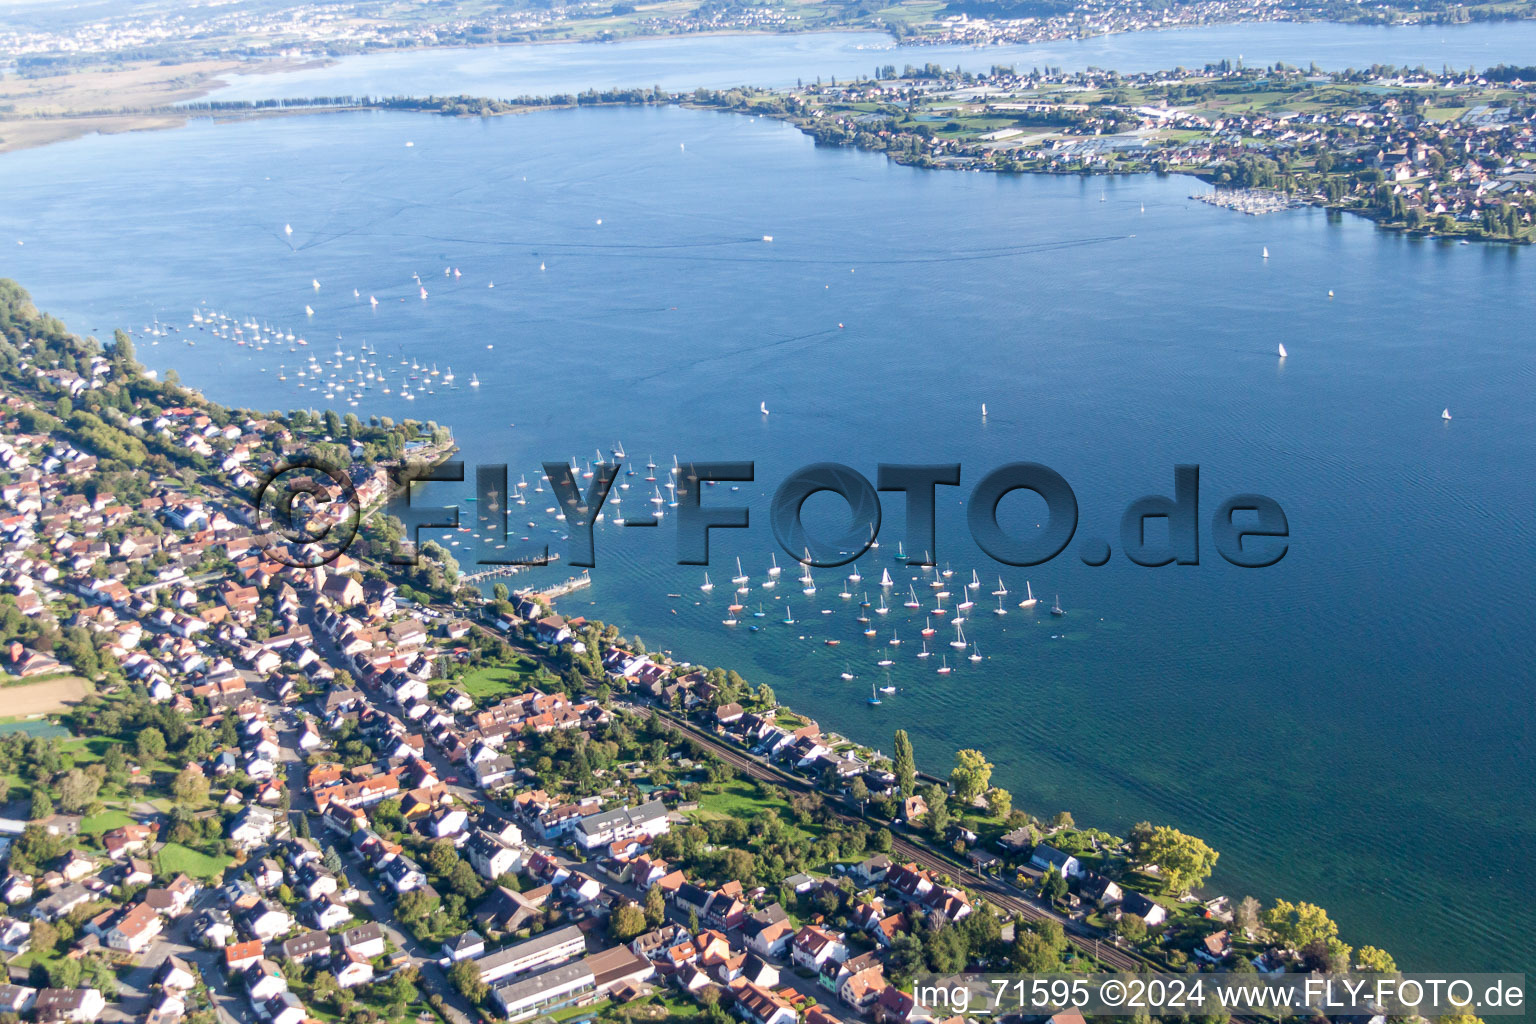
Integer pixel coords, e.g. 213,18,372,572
1192,188,1301,215
460,553,561,584
529,571,592,601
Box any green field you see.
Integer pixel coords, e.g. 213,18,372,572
81,809,135,834
460,657,539,700
157,842,233,880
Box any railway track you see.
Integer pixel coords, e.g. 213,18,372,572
653,710,1150,973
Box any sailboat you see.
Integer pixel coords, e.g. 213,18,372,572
936,656,952,675
957,589,974,611
969,569,981,590
1019,581,1039,609
732,558,749,585
1051,594,1065,616
992,576,1008,597
469,373,480,387
875,596,889,616
1262,246,1270,259
782,605,795,625
1278,342,1288,359
994,595,1008,616
950,623,967,650
969,643,983,663
700,572,714,592
880,568,893,588
767,553,781,577
867,684,883,706
841,665,855,681
904,585,921,609
917,642,931,659
879,684,896,694
888,630,901,646
921,618,936,637
722,613,738,626
847,562,862,583
895,541,906,561
760,401,769,415
1442,408,1453,421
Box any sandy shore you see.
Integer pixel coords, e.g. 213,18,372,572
0,56,326,154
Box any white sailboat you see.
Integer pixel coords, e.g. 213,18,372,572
1442,408,1453,421
760,401,769,415
732,558,749,585
767,553,781,577
994,595,1008,616
700,572,714,592
847,562,861,583
1019,581,1038,608
992,576,1008,597
937,656,951,675
880,568,893,588
1262,246,1270,259
904,585,921,609
950,623,967,650
1278,342,1288,359
969,643,982,663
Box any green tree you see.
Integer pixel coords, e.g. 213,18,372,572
136,727,166,762
985,787,1011,820
171,768,209,806
893,729,916,799
1263,899,1337,950
448,958,486,1003
1143,825,1219,893
55,769,101,813
610,902,647,942
950,748,993,802
1355,945,1397,972
1116,912,1148,944
644,884,667,928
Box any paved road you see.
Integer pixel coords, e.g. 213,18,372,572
115,887,253,1024
264,665,478,1024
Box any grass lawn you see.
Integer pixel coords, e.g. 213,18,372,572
60,734,114,766
157,842,233,880
80,808,135,834
460,657,538,700
693,778,816,839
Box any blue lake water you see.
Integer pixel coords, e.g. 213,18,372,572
3,29,1534,973
201,21,1536,102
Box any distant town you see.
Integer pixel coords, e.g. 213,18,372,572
0,275,1419,1024
692,61,1536,241
0,0,1525,70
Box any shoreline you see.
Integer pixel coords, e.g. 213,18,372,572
9,88,1519,248
7,14,1536,158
